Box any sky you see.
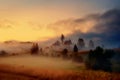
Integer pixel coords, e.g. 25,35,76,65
0,0,120,42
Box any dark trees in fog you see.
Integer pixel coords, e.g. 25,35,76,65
73,44,78,53
89,40,94,48
61,34,65,44
31,43,39,54
85,46,115,72
77,38,85,49
72,44,83,62
62,48,68,58
0,50,8,56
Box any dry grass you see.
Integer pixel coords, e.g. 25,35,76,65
0,64,120,80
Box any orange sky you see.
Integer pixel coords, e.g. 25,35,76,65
0,0,118,42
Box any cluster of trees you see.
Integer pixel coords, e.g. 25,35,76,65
60,34,84,61
30,34,95,56
31,43,39,54
61,34,94,50
52,34,95,57
60,34,94,60
26,34,120,72
85,46,115,72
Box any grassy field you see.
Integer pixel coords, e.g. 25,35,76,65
0,64,120,80
0,55,84,70
0,55,120,80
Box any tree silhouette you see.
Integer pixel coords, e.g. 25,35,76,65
72,44,84,62
31,43,39,54
62,48,68,58
61,34,65,44
73,44,78,53
89,40,94,48
77,38,85,48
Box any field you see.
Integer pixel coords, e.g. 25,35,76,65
0,55,84,70
0,55,120,80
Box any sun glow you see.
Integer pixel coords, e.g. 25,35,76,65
0,23,56,42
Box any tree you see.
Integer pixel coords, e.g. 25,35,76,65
72,44,83,62
77,38,85,48
73,44,78,53
61,34,65,44
89,40,94,48
62,48,68,58
31,43,39,54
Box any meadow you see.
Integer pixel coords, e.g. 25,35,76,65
0,55,120,80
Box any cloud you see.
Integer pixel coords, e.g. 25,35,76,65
91,9,120,33
47,9,120,48
0,19,13,29
92,9,120,48
47,15,98,35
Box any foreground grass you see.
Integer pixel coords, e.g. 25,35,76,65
0,64,120,80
